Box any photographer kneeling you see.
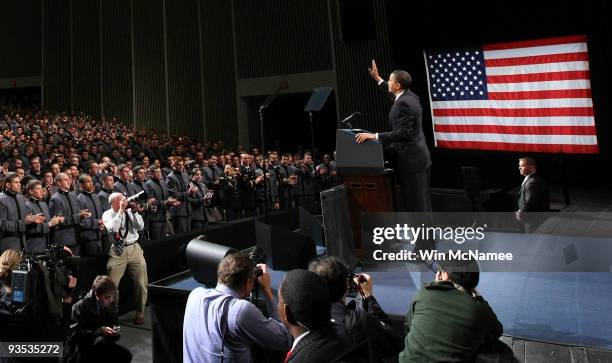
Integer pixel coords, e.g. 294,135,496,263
183,252,292,363
309,256,404,361
70,275,132,363
399,259,503,362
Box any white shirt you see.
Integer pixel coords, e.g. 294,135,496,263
290,330,310,352
102,208,144,244
521,172,535,187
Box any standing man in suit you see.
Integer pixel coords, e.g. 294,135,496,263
517,157,550,215
356,60,432,212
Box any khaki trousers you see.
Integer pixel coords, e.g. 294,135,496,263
106,243,148,314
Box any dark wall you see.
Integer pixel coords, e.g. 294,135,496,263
165,0,204,139
0,0,41,78
233,0,333,79
101,0,132,124
385,0,612,189
200,0,238,146
72,0,101,117
42,0,70,111
330,0,394,133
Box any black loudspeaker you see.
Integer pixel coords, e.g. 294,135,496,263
255,221,316,271
338,0,377,43
295,206,324,246
320,185,358,267
186,237,238,286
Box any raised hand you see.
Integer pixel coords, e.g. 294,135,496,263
368,59,383,82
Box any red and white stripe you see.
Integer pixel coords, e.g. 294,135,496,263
428,35,598,154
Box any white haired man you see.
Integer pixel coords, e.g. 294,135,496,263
102,192,148,325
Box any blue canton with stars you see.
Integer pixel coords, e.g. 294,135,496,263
426,47,488,101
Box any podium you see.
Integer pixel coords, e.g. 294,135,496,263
334,129,395,253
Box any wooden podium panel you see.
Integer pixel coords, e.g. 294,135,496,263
343,174,395,250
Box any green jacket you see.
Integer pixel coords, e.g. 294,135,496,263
399,281,503,362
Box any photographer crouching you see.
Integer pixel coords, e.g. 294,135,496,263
182,252,292,362
309,256,404,361
69,275,132,363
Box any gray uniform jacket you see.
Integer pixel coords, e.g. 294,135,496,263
25,198,52,253
49,190,83,246
189,182,209,223
145,179,170,222
167,171,191,218
98,188,113,213
0,191,28,252
77,191,103,242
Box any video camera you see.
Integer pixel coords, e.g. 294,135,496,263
10,244,76,317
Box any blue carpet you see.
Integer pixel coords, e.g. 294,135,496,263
170,269,612,349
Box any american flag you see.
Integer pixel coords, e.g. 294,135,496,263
424,35,598,154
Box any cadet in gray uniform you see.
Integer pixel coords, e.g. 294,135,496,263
0,173,32,253
77,174,105,256
25,180,63,254
145,166,181,239
49,173,91,256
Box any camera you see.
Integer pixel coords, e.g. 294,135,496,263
348,273,367,299
10,244,76,317
247,246,266,278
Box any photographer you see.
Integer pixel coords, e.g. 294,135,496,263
183,253,292,363
399,259,503,362
0,249,22,307
102,192,148,325
309,256,403,361
70,275,132,363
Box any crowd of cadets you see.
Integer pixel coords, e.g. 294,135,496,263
0,108,340,256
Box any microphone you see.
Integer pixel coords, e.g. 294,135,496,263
339,111,361,129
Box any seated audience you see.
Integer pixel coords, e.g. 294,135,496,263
399,259,503,362
278,269,351,363
70,275,132,363
183,252,291,363
309,256,403,361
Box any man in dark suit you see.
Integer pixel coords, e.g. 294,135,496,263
517,157,550,214
356,60,432,212
278,269,350,363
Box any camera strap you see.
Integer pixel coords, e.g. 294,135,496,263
218,295,233,363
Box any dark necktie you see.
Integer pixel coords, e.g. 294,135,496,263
113,212,132,255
